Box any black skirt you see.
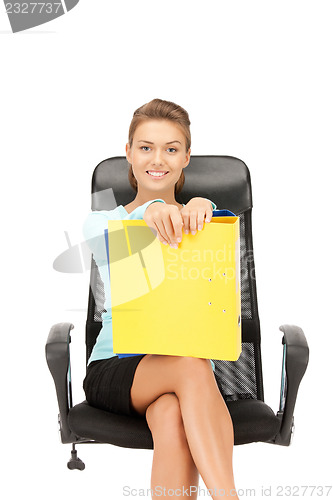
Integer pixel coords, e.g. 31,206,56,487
83,354,147,417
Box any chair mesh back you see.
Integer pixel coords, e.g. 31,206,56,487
239,212,254,321
213,343,257,400
211,210,263,401
85,156,264,402
92,263,106,322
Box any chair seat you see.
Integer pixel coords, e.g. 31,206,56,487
68,399,280,448
226,399,281,444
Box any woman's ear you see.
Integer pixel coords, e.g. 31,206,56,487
184,148,191,168
125,143,132,164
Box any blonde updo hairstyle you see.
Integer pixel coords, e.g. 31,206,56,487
127,98,191,195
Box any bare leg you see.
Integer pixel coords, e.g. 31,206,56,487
146,393,199,499
130,355,239,500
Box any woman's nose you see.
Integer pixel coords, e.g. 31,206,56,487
152,150,163,166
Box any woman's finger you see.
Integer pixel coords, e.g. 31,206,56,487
197,211,205,231
154,218,171,245
169,211,183,244
189,210,198,234
181,211,190,234
161,213,180,247
205,209,213,223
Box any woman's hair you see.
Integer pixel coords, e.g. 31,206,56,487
127,98,191,194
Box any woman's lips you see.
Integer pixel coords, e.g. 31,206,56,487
146,170,169,178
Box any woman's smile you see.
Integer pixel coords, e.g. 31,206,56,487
146,170,169,178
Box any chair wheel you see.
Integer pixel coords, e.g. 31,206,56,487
67,457,85,470
67,447,85,470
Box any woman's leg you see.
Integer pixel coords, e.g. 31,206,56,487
146,393,199,499
130,355,239,500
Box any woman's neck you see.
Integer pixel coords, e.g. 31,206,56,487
124,189,183,213
133,186,179,206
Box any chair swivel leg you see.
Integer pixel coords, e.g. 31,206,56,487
67,444,85,471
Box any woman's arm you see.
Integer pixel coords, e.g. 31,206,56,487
83,197,217,258
82,210,110,263
82,200,167,261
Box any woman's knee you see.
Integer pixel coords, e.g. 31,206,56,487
180,356,213,371
146,392,180,425
146,393,187,443
177,356,214,384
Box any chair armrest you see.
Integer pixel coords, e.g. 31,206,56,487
45,322,77,444
270,324,309,445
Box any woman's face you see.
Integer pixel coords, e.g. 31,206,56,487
126,119,190,194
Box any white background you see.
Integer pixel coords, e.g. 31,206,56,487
1,1,332,498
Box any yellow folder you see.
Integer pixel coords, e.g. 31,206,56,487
107,216,241,361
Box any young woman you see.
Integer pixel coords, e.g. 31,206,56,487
83,98,239,500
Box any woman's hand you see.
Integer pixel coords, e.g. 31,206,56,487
144,202,183,248
180,197,213,235
144,198,213,247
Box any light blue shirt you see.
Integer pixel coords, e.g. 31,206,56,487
83,198,217,372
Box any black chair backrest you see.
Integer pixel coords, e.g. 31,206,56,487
86,156,264,401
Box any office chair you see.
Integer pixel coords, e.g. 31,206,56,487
46,156,309,470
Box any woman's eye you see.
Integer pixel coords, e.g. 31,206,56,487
141,146,151,151
167,147,177,153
